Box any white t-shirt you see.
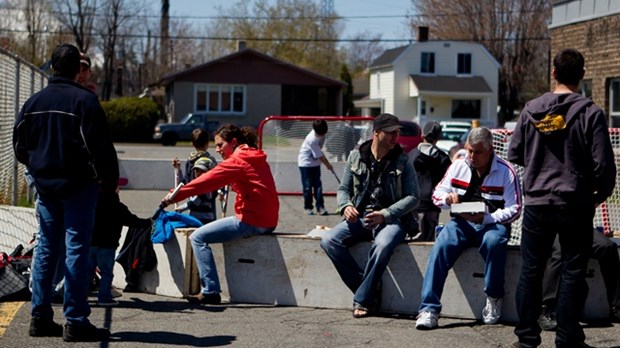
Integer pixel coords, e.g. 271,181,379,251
298,130,325,167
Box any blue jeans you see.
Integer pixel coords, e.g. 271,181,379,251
31,183,98,324
89,247,116,302
30,211,66,295
320,219,406,308
514,205,593,348
299,166,324,210
419,217,509,314
189,216,275,295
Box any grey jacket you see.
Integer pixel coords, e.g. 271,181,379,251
337,140,419,230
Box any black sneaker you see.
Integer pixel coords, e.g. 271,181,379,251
29,317,63,337
186,293,221,305
538,304,557,331
63,321,110,342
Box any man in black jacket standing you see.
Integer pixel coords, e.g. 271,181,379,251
508,48,617,348
13,43,118,342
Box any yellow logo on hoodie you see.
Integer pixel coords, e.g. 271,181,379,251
533,114,566,133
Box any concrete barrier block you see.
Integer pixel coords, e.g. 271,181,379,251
113,230,613,322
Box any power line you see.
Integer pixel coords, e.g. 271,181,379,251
0,27,549,43
0,6,547,21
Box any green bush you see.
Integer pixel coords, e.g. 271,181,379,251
101,97,162,142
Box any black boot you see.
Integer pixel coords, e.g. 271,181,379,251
29,317,63,337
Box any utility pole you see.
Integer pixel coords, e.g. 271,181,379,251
160,0,170,68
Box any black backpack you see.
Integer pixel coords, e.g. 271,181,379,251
409,146,451,205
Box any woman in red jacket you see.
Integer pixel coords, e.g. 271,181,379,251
161,124,279,304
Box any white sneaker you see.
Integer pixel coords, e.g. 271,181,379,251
110,287,122,298
482,296,502,324
415,310,438,330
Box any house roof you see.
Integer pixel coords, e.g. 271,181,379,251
410,75,492,94
370,45,408,69
157,48,346,87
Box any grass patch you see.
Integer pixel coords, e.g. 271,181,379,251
16,196,34,208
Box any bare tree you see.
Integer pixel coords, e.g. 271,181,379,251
24,0,50,64
99,0,124,100
53,0,97,53
408,0,551,125
343,31,385,76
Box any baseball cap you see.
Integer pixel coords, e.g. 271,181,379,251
423,121,442,141
193,157,215,172
373,113,402,132
80,53,91,68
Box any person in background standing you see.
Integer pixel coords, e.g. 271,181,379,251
298,119,333,215
537,229,620,331
408,121,451,241
77,53,96,93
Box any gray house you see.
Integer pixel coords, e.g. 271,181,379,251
158,48,346,127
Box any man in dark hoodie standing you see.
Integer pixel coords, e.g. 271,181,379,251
13,43,117,342
508,48,616,348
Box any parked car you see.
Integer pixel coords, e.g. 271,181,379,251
440,120,472,131
436,127,469,155
153,113,220,146
397,120,423,153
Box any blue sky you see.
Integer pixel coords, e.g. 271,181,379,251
149,0,413,46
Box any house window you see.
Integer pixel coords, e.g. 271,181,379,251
457,53,472,75
421,52,435,74
451,99,481,119
421,100,426,116
196,86,207,110
579,79,592,98
196,84,246,114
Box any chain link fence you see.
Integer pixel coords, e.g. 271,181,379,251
0,48,48,251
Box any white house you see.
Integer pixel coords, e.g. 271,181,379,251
356,37,500,127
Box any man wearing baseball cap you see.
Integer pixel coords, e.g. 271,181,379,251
321,113,419,318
